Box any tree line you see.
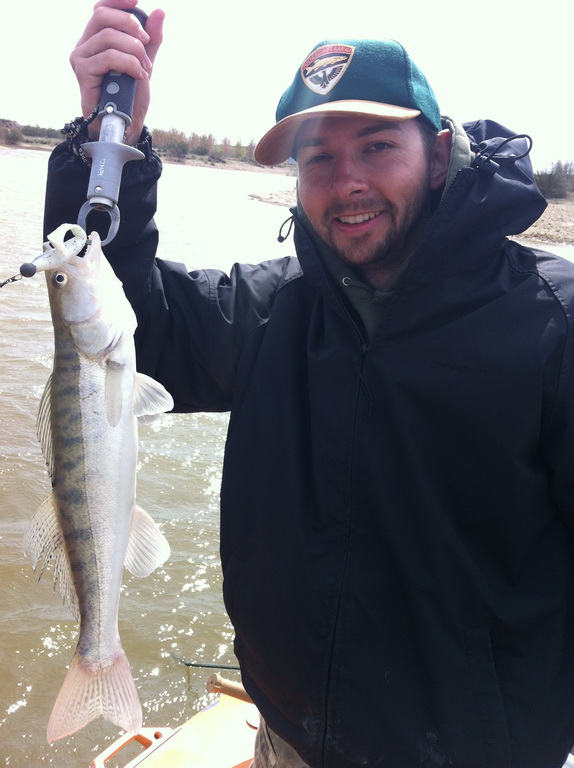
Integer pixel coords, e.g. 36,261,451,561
0,121,261,166
533,161,574,200
1,122,572,194
150,127,257,162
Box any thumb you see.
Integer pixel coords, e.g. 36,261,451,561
143,8,165,68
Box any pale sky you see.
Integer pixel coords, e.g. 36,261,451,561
4,0,572,171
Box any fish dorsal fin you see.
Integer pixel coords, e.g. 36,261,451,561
124,505,170,578
23,493,80,620
133,373,174,420
37,374,55,480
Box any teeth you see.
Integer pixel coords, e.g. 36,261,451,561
339,211,380,224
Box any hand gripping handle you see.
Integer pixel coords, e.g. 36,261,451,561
97,7,149,125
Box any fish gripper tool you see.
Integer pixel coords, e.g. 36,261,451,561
77,7,148,246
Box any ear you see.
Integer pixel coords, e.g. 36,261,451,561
429,129,452,190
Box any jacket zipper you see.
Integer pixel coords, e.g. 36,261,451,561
320,295,369,766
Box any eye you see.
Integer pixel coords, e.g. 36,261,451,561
366,141,392,153
51,272,67,288
307,152,330,165
297,149,332,169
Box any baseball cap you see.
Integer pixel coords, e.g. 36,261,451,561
254,39,441,166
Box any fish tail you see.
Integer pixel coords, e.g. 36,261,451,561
46,649,142,742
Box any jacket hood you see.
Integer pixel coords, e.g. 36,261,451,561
438,117,547,247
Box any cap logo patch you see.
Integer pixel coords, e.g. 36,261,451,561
301,44,355,95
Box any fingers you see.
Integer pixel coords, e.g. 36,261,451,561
72,5,151,72
72,31,151,84
71,2,164,90
79,2,164,61
76,1,145,44
69,2,165,142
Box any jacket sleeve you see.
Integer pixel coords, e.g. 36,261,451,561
545,367,574,536
130,256,298,413
536,255,574,534
43,135,298,414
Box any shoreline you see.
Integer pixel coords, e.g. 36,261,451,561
250,189,574,247
4,142,572,246
179,153,574,247
170,152,298,177
9,139,298,177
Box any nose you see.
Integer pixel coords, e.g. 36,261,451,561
331,157,368,198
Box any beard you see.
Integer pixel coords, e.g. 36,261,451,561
316,174,433,281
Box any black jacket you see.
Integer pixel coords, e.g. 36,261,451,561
44,120,574,768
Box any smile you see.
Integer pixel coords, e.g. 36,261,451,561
337,211,382,225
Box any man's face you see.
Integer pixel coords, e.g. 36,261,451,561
296,116,449,288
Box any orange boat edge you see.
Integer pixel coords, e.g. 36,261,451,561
89,694,258,768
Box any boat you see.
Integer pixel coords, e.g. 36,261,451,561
90,676,574,768
89,675,257,768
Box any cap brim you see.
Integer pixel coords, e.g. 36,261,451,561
254,99,421,166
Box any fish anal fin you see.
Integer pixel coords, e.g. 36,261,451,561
124,505,170,578
134,373,174,421
23,493,80,620
47,650,142,742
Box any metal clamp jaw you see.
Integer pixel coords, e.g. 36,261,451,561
77,115,144,245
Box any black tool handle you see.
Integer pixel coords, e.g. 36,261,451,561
97,8,148,125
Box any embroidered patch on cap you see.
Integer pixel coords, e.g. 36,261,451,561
301,44,355,95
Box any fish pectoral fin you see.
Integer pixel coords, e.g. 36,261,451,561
124,505,171,578
133,373,174,421
22,493,80,620
47,649,142,742
105,361,125,428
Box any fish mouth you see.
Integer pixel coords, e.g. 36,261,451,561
336,211,382,225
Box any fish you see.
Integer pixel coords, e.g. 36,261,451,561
22,225,174,743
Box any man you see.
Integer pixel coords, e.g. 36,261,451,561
44,2,574,766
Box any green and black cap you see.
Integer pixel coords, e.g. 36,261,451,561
254,39,441,166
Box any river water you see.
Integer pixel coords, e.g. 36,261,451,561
1,148,572,768
0,147,295,767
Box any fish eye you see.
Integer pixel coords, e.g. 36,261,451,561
52,272,67,287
